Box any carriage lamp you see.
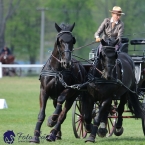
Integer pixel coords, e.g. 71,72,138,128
89,49,96,60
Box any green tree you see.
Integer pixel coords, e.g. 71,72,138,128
4,0,145,63
43,0,96,60
0,0,20,50
6,0,40,64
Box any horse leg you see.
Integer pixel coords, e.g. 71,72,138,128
85,98,112,143
98,101,111,138
30,88,48,143
46,99,62,140
114,94,127,136
47,93,66,127
47,91,69,141
82,92,94,133
47,94,76,142
52,99,62,140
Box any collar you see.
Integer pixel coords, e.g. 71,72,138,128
110,17,118,24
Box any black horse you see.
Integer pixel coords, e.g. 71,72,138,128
30,23,87,143
84,39,145,143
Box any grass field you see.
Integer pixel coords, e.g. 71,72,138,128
0,76,145,145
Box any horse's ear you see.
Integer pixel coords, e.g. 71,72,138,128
69,22,75,32
113,38,119,46
101,39,107,46
55,23,62,32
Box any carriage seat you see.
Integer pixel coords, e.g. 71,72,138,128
119,43,128,53
119,37,129,53
121,37,129,43
131,56,143,62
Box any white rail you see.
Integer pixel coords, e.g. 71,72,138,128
0,62,43,78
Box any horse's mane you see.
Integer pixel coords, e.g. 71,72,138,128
118,52,135,71
59,23,72,31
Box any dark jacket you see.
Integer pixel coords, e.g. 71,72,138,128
0,48,12,55
94,18,124,42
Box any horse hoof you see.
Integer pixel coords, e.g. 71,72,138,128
114,127,124,136
47,116,57,127
56,131,62,140
98,128,108,138
29,136,40,143
46,133,56,142
56,136,62,140
85,135,95,143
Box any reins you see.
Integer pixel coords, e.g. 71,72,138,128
51,54,61,63
73,41,97,50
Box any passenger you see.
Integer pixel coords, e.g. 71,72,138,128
94,6,125,52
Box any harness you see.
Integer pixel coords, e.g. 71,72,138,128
39,58,82,90
87,73,136,94
87,58,137,94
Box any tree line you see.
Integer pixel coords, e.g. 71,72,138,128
1,0,145,63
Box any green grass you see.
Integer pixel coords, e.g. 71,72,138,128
0,77,145,145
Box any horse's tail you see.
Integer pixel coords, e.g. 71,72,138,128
127,91,145,119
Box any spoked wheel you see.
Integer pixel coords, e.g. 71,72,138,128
72,99,87,138
141,95,145,136
106,106,118,137
138,90,145,136
142,118,145,136
14,67,22,76
94,102,118,137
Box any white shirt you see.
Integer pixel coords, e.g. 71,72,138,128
110,17,118,24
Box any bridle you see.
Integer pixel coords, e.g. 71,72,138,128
100,47,117,79
51,31,73,65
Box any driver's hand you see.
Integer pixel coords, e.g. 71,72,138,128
96,37,101,42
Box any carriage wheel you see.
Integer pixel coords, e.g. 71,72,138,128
142,118,145,136
106,105,118,137
138,90,145,136
141,94,145,136
72,99,118,138
72,99,87,138
14,67,22,76
94,102,118,137
6,67,21,76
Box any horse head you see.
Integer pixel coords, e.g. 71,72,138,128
100,39,118,80
52,22,76,69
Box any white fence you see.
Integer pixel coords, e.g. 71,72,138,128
0,62,43,78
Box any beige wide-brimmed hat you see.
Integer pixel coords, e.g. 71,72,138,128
109,6,125,15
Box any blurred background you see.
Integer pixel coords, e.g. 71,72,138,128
0,0,145,75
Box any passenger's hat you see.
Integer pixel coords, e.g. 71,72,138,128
109,6,125,15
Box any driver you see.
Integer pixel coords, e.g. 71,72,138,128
0,46,12,55
94,6,125,52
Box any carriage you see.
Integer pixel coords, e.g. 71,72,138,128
0,53,21,76
72,38,145,139
30,23,145,143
